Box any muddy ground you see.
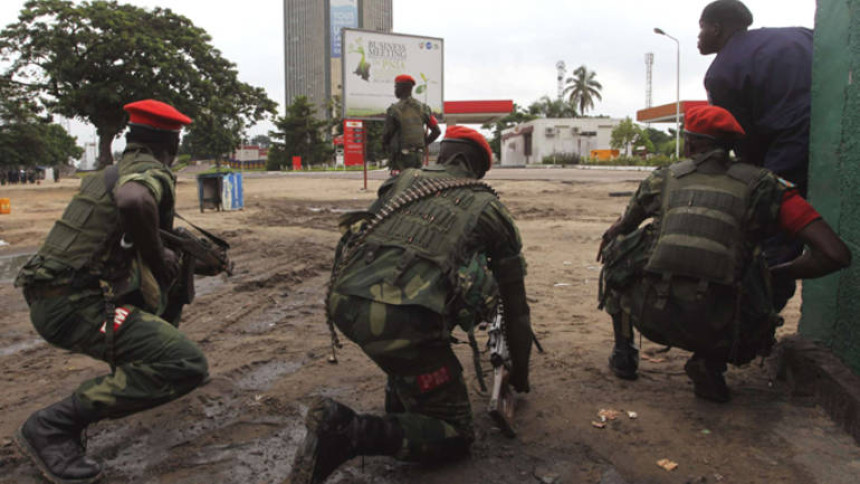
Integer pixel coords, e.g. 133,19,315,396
1,170,858,484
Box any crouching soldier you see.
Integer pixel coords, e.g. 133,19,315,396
288,126,534,483
598,105,850,402
14,100,211,483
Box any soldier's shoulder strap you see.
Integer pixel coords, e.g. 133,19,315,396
104,164,120,197
668,159,697,178
726,162,766,187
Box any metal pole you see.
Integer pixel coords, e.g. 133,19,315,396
674,36,680,159
654,28,681,159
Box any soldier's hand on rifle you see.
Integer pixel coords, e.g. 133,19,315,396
160,247,180,285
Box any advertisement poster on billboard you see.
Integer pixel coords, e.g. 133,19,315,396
342,28,444,120
330,0,358,58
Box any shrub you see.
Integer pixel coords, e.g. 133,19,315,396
541,152,581,166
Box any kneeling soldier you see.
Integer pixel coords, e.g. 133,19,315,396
598,105,850,402
288,126,533,483
14,100,210,483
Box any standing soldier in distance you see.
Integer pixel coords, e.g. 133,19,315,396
288,126,533,484
599,105,850,402
381,74,441,175
14,100,209,483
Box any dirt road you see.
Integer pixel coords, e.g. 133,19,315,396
1,170,858,484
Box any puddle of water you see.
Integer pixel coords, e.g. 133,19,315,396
308,207,362,214
0,253,32,283
235,360,304,391
195,274,228,298
0,338,43,357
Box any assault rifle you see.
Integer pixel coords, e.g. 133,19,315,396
159,225,233,325
160,226,233,277
486,304,517,438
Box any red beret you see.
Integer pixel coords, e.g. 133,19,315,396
684,105,745,139
443,125,494,171
394,74,416,86
124,99,192,132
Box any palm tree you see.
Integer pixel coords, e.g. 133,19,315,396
527,95,577,118
563,65,603,116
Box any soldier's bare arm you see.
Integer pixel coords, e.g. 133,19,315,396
115,181,178,284
771,219,851,279
425,115,441,146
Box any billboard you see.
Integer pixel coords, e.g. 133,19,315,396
342,29,444,120
330,0,358,58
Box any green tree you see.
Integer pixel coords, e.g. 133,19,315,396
0,77,82,168
563,65,603,116
269,96,332,170
0,0,276,169
610,117,644,156
364,120,385,163
644,127,671,147
527,95,577,118
250,134,271,149
482,103,538,160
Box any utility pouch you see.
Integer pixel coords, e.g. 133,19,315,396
600,226,651,293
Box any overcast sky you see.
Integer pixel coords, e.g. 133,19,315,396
0,0,816,147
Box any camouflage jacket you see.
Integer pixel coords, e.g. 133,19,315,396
332,162,526,319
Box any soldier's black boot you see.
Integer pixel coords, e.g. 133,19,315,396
288,397,404,484
15,394,103,484
684,355,730,403
608,313,639,380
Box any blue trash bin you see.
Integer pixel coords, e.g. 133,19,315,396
197,171,243,212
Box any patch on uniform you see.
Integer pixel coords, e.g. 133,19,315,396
777,177,796,189
100,307,131,334
417,366,451,393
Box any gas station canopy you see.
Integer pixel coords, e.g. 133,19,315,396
636,100,708,123
444,100,514,125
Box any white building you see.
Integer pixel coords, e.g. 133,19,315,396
75,142,98,171
500,117,622,166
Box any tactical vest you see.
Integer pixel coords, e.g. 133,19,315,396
393,98,426,150
21,149,174,285
644,153,764,286
367,170,494,276
335,169,498,315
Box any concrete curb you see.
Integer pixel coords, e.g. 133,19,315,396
775,334,860,445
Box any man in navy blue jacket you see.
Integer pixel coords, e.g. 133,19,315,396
698,0,813,310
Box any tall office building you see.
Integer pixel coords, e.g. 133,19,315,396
284,0,393,119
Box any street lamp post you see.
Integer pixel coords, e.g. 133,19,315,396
654,27,680,159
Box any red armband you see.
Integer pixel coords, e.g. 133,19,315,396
428,115,439,128
779,190,821,235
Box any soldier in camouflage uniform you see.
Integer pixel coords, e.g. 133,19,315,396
288,126,533,484
381,74,441,174
14,100,209,483
599,105,850,402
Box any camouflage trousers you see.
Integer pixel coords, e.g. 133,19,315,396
329,293,474,462
604,271,780,366
390,151,424,172
26,288,208,419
